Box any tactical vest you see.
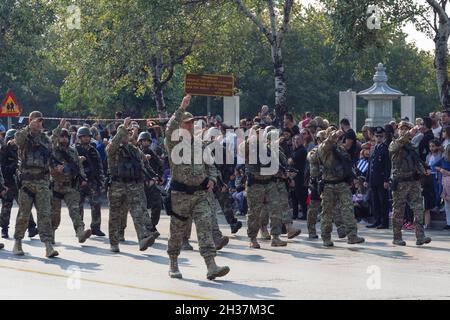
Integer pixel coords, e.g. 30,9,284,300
321,145,354,182
22,139,50,170
76,144,99,179
111,146,143,181
392,144,420,178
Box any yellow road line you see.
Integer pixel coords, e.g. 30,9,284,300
0,264,213,300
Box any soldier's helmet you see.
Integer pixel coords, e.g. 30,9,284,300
138,131,152,142
77,126,92,138
5,129,16,141
398,121,414,130
60,128,70,137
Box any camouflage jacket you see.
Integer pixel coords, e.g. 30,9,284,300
389,131,425,180
307,146,321,179
15,126,52,177
164,107,218,186
50,126,86,185
0,141,18,184
317,131,352,182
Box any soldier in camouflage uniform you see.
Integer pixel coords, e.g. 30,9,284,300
13,111,58,258
307,130,346,240
76,127,105,236
50,120,92,244
0,129,38,239
243,125,286,249
389,121,431,246
106,117,157,253
260,129,301,240
165,95,230,280
317,128,365,247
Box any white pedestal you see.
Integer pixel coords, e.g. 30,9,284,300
339,91,357,129
401,96,415,122
223,96,240,127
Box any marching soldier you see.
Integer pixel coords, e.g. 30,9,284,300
50,120,92,244
317,128,365,247
13,111,58,258
76,127,105,236
165,95,230,280
0,129,38,239
106,117,157,253
389,121,431,246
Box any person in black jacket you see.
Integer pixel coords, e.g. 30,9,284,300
289,134,308,220
365,127,391,229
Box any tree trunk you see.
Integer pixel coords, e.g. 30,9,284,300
435,22,450,109
150,56,168,119
154,84,167,119
272,43,288,119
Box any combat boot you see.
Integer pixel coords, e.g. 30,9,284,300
77,228,92,244
260,226,271,240
205,256,230,280
230,221,242,234
110,244,120,253
393,233,406,246
322,239,334,247
1,228,8,239
308,233,319,240
45,242,59,258
13,239,24,255
139,234,156,251
249,238,260,249
28,227,38,238
286,224,301,239
215,236,229,251
181,239,193,251
271,235,287,247
0,243,4,250
416,237,431,246
153,229,161,239
169,256,182,279
92,228,106,237
347,235,365,244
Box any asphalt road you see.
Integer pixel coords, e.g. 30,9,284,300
0,206,449,300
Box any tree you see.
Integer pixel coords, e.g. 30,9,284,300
233,0,295,119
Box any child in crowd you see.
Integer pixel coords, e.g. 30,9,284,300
436,145,450,230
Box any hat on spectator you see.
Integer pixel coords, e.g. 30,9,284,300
398,121,414,129
374,127,385,135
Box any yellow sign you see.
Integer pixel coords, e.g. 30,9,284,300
0,90,22,117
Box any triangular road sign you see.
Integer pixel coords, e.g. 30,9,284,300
0,90,22,117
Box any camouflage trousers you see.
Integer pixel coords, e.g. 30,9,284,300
108,181,150,246
145,184,162,229
321,182,357,241
261,180,292,229
168,190,216,259
14,180,53,243
51,186,85,238
0,183,36,230
79,180,102,230
207,193,224,243
392,180,424,240
307,198,345,236
119,185,152,238
215,189,239,226
246,181,281,239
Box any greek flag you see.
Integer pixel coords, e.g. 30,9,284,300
357,159,369,174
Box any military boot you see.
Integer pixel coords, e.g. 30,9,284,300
77,228,92,244
0,242,4,250
393,233,406,246
28,227,38,238
205,256,230,280
308,233,319,240
92,228,106,237
110,244,120,253
271,235,287,247
286,224,301,239
347,235,365,244
416,237,432,246
181,239,193,251
249,238,260,249
322,239,334,247
169,256,182,279
260,226,271,240
139,234,156,251
45,242,59,258
230,221,242,234
215,236,229,251
13,239,24,255
1,228,8,239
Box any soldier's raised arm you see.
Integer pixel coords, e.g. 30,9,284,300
14,126,30,149
165,95,191,153
389,130,414,156
106,117,130,156
51,118,67,147
320,130,343,153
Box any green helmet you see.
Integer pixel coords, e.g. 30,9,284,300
5,129,16,141
138,131,152,142
77,126,92,138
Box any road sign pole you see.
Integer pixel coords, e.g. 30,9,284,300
7,117,11,130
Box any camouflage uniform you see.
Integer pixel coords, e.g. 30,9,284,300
50,127,88,241
0,140,36,234
14,126,53,244
389,130,429,244
317,131,363,245
106,125,153,248
76,141,104,231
